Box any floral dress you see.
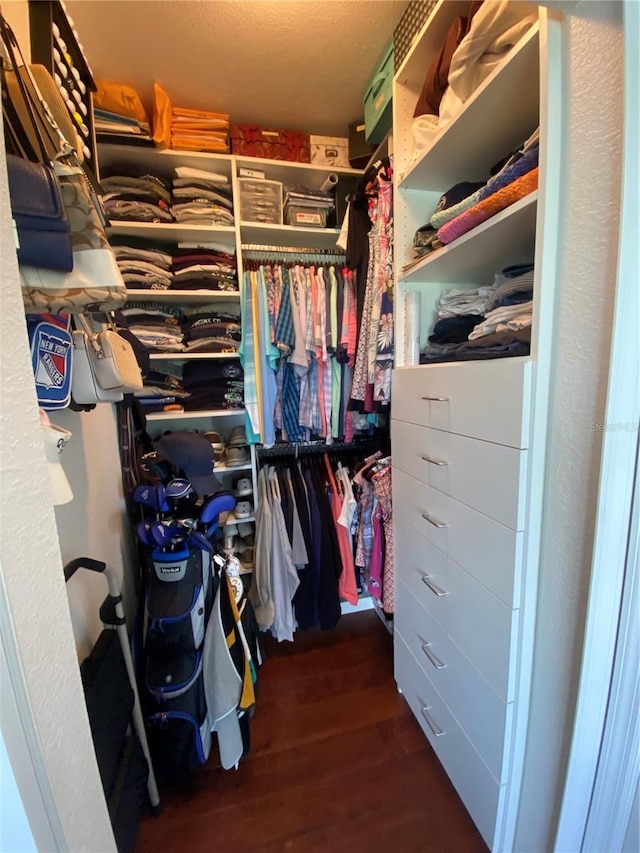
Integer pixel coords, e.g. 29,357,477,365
351,169,394,408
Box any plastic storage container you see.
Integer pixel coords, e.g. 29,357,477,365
284,205,328,228
239,178,283,224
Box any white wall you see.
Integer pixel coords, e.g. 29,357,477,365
514,3,624,850
2,0,138,662
50,407,138,661
0,132,115,852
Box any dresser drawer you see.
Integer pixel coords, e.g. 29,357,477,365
396,580,513,782
393,467,524,610
392,419,528,530
395,632,502,849
395,517,517,701
391,360,532,448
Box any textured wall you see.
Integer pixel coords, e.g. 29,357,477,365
0,138,115,849
65,0,408,136
50,406,138,662
514,2,624,849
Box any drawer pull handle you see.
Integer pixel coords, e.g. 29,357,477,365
421,706,445,737
421,575,447,596
421,511,448,529
421,396,449,402
421,642,446,670
421,454,448,466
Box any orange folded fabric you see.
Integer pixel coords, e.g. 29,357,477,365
438,167,539,244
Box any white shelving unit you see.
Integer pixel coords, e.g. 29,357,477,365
394,18,543,363
107,221,237,249
148,353,239,361
125,289,240,304
99,143,361,563
144,409,244,422
240,222,342,249
390,5,563,851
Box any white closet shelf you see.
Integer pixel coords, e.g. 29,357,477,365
223,514,255,526
107,221,237,245
394,0,471,87
240,222,342,249
399,25,540,191
98,144,234,176
125,290,240,303
399,191,538,285
214,462,252,474
235,155,361,187
145,409,245,421
148,353,239,361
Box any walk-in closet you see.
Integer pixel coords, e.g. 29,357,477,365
1,2,636,853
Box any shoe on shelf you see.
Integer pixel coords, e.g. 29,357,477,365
205,431,226,464
237,521,254,541
237,546,254,572
235,500,253,519
235,477,253,497
204,431,225,451
227,425,247,448
225,446,250,467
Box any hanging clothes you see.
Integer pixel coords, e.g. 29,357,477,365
349,158,394,412
324,454,358,606
241,252,379,445
253,444,393,638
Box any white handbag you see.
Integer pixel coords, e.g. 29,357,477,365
71,330,124,404
77,313,143,392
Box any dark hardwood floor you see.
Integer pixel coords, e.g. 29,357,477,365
137,610,487,853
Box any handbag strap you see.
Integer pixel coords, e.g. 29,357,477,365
1,56,38,160
0,13,70,163
76,313,104,356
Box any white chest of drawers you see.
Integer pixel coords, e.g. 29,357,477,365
391,360,533,849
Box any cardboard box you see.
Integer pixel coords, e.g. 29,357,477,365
230,125,310,163
348,121,376,169
310,136,350,168
363,40,394,144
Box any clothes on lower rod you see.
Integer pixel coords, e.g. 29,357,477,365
250,450,394,639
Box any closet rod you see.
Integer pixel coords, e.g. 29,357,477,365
241,243,345,256
257,436,389,459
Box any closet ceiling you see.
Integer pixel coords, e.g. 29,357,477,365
66,0,409,137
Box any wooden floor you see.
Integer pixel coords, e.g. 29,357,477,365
137,611,487,853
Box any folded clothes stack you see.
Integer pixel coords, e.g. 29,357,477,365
134,360,190,413
171,247,238,292
94,108,153,146
171,108,230,153
181,305,242,354
100,166,173,223
120,302,184,352
406,129,540,269
113,245,174,290
436,286,495,318
182,360,244,411
172,166,235,226
421,263,534,364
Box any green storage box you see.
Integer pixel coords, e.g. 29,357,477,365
363,41,394,144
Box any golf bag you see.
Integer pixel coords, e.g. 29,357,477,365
136,490,237,788
142,544,216,787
